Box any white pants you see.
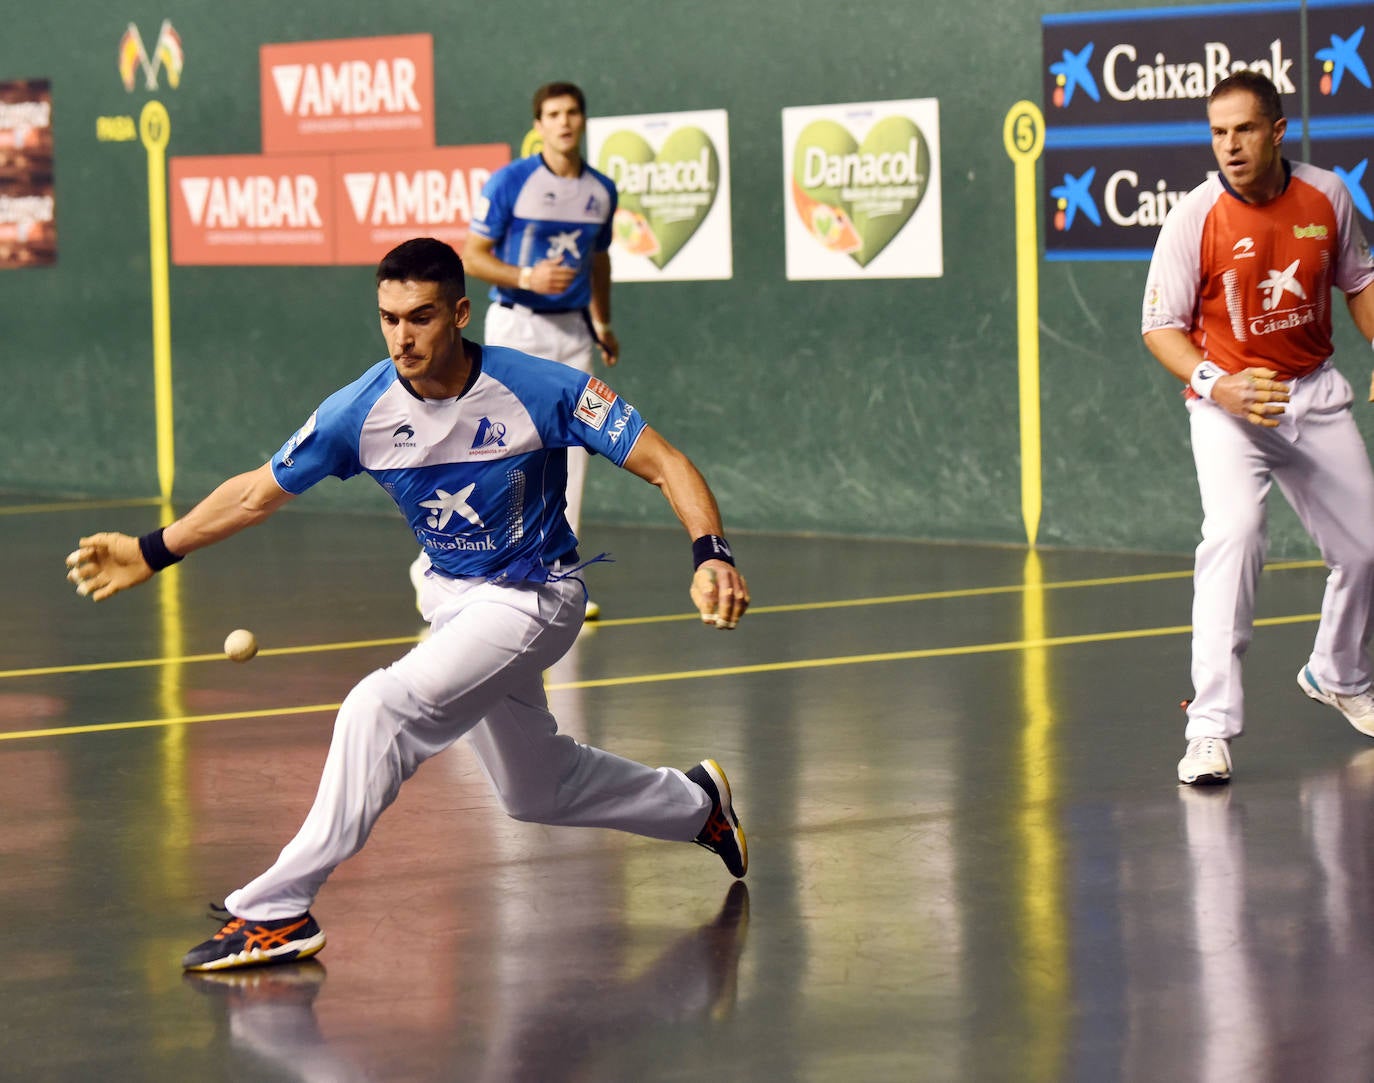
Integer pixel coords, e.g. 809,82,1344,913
1186,363,1374,740
484,304,595,536
226,574,710,920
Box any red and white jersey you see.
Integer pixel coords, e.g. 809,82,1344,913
1142,161,1374,380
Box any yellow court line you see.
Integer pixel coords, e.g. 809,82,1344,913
0,611,1321,743
3,558,1328,681
0,637,424,680
588,558,1325,625
0,497,164,517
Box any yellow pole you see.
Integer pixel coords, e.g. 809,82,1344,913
1002,102,1046,546
140,101,174,503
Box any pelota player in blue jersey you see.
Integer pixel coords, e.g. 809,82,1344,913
407,81,619,617
65,237,749,972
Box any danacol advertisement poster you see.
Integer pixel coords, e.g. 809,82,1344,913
587,108,733,282
782,97,943,280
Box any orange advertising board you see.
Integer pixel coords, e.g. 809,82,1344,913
260,34,435,155
170,154,335,265
332,144,511,265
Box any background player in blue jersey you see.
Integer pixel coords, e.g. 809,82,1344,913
65,238,749,973
422,81,619,619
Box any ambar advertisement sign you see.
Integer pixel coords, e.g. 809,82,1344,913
171,155,334,265
260,33,435,154
333,144,510,264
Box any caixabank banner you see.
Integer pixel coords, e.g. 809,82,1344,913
586,109,733,282
1042,1,1372,260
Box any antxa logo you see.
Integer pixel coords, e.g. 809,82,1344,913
119,20,183,92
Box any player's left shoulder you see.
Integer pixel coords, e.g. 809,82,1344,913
582,161,618,211
1288,161,1354,214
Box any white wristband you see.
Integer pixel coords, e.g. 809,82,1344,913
1190,360,1224,399
518,266,533,290
592,319,612,334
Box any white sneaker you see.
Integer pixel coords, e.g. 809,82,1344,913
1298,666,1374,737
1177,737,1232,785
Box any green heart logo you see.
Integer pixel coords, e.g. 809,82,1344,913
792,116,930,267
598,126,719,269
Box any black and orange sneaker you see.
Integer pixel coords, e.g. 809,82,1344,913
686,759,748,878
181,910,326,972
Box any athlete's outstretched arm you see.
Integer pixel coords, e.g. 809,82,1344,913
66,463,295,602
621,427,749,629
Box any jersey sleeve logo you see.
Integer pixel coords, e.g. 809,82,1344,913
575,378,617,431
280,410,318,467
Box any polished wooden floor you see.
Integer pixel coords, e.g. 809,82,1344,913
6,495,1374,1081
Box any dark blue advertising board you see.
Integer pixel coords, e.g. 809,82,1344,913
1042,1,1372,260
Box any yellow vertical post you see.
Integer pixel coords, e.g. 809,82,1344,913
140,101,174,503
1002,102,1046,546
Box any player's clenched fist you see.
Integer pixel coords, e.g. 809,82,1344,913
65,532,154,602
691,561,749,630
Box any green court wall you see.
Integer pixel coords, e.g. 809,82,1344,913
3,1,1362,558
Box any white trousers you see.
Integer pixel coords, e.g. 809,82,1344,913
227,574,710,920
484,304,595,536
1186,362,1374,740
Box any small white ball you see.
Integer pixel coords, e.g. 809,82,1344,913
224,628,259,663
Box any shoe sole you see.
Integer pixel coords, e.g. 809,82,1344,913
1178,768,1230,786
184,931,326,972
701,758,748,878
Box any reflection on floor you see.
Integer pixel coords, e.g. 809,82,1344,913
5,499,1374,1081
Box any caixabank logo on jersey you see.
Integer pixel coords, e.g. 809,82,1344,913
586,109,733,282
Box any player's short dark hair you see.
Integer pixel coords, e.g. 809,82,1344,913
1208,70,1284,122
376,237,466,302
533,81,586,120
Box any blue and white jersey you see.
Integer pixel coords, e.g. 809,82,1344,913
471,154,616,313
270,346,646,580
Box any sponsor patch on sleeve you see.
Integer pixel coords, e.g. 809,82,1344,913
574,378,618,431
279,410,318,467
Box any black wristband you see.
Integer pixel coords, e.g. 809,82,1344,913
692,534,735,570
138,527,184,572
